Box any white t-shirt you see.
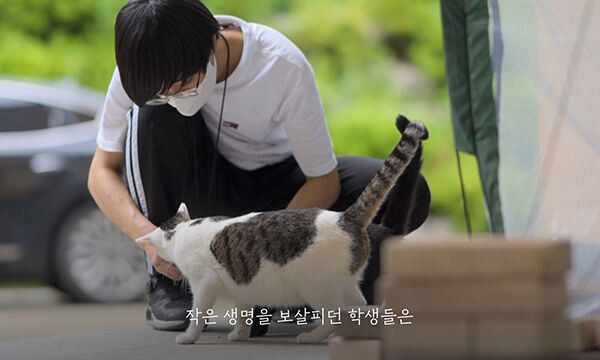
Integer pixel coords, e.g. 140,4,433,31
96,15,337,177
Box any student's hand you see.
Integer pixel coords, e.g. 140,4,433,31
135,232,183,280
147,245,183,280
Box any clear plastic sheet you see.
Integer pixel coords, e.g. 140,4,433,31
490,0,600,316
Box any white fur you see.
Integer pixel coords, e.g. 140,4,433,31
145,204,368,345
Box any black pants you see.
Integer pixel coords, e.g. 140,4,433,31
125,104,430,304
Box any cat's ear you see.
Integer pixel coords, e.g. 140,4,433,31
135,234,152,247
178,202,191,220
135,227,161,247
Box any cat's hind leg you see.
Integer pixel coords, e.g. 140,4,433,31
175,280,218,345
343,283,367,307
296,293,343,344
227,304,252,342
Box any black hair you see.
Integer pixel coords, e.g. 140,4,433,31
115,0,219,106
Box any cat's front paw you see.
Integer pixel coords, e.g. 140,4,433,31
296,332,322,344
227,327,250,342
176,332,198,345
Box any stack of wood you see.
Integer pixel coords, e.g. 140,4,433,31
376,236,573,359
572,316,600,352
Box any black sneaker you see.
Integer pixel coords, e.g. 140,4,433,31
145,272,192,331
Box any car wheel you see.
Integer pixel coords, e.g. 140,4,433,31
54,202,148,302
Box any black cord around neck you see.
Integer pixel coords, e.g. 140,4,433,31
206,31,230,209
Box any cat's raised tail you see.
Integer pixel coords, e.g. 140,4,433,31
342,115,428,230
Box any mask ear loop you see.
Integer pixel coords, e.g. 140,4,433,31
206,31,230,209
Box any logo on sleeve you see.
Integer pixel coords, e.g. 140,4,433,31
223,121,239,129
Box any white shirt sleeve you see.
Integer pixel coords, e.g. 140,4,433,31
96,67,134,152
281,64,337,178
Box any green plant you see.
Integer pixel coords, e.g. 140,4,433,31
327,96,487,232
0,0,488,232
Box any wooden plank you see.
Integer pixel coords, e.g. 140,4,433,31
381,316,571,359
377,276,567,315
381,317,470,358
571,317,598,351
474,317,571,358
382,236,571,279
596,318,600,350
335,306,381,339
329,336,381,360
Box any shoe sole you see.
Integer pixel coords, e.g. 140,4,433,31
146,307,189,331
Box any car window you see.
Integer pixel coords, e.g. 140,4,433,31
0,98,93,132
47,107,94,127
0,98,49,132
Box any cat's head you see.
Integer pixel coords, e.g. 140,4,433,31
135,202,191,262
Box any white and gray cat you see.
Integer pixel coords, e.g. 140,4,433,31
136,115,428,344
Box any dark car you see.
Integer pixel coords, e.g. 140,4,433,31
0,77,147,302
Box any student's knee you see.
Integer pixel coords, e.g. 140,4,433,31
379,172,430,233
331,156,382,211
410,173,431,231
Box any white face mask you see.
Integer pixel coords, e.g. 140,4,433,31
168,55,217,116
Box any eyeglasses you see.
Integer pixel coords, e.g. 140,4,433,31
145,74,201,106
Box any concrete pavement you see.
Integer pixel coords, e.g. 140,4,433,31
0,296,329,360
0,302,147,341
0,323,329,360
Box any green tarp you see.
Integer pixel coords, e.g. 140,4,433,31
440,0,504,232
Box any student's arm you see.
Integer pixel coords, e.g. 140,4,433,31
286,169,341,210
281,62,340,210
87,148,182,280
